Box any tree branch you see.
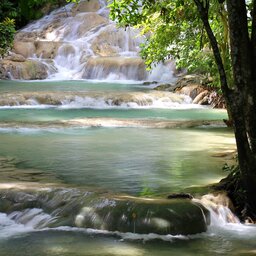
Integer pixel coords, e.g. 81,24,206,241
193,0,230,98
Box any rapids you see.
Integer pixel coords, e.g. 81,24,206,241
7,0,175,81
1,0,256,255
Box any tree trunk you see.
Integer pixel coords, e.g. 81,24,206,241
195,0,256,219
226,0,256,218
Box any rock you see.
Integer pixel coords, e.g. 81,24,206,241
5,53,26,62
142,81,158,86
175,83,205,100
34,41,61,58
90,25,139,57
192,90,209,104
154,83,175,91
13,41,36,58
154,74,226,108
198,95,209,105
71,0,101,15
175,74,212,88
74,13,108,38
0,188,210,235
75,197,210,235
0,59,48,80
83,56,146,80
167,193,193,199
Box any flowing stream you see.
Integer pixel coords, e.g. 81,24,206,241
1,0,256,255
1,79,255,256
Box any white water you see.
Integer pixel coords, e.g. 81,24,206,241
14,1,176,82
0,91,200,109
0,98,199,110
0,200,254,241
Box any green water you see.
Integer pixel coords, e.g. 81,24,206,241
0,127,234,194
0,80,147,92
0,108,227,122
1,80,255,256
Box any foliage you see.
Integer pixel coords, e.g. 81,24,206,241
220,161,247,219
0,0,17,21
0,17,15,58
108,0,232,86
0,0,66,29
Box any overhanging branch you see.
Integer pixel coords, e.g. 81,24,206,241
193,0,230,98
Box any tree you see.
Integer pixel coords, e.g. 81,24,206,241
109,0,256,220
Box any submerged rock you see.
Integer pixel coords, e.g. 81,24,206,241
167,193,193,199
75,197,210,235
0,188,210,235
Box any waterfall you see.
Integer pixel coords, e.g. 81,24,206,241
195,193,240,226
0,188,209,236
8,0,176,82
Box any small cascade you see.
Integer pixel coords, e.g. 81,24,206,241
0,91,193,109
5,0,176,82
8,208,55,229
0,188,209,236
196,193,240,226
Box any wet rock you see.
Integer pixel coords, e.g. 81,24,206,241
142,81,158,86
192,90,209,104
167,193,193,200
0,59,48,80
34,41,61,59
75,197,210,235
83,57,147,80
71,0,101,15
75,13,108,37
5,53,26,62
90,25,140,57
0,188,210,235
154,83,175,91
154,74,226,108
13,41,36,58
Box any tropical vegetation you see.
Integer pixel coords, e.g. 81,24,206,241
109,0,256,221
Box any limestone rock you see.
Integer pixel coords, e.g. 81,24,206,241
34,41,61,58
175,84,205,100
192,90,209,104
5,53,26,62
155,74,226,108
83,56,146,80
13,41,36,58
0,59,48,80
71,0,101,15
0,188,210,235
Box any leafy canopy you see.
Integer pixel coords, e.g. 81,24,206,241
109,0,232,85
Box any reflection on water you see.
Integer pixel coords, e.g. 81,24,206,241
0,127,235,195
0,80,250,256
1,226,256,256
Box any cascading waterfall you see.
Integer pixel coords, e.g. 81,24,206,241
9,0,176,82
2,1,255,254
0,185,244,239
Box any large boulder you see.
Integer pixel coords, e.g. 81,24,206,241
0,187,210,235
75,197,210,235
